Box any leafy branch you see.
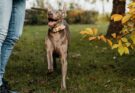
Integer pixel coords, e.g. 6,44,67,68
80,1,135,56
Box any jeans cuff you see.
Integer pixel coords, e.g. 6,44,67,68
0,76,2,86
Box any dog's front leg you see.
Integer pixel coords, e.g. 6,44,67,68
46,39,54,74
60,52,67,90
47,50,54,73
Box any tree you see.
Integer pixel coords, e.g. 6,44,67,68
80,0,135,56
106,0,126,37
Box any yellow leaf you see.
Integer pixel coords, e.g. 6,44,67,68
128,2,135,8
131,36,135,44
125,42,131,47
100,35,106,42
129,8,135,13
111,33,116,38
121,37,128,42
85,28,94,35
80,28,95,35
122,14,131,24
118,40,122,46
80,29,93,35
88,36,97,41
112,44,119,49
92,28,98,35
87,31,94,35
118,46,125,56
80,31,86,35
111,14,123,22
107,39,113,47
117,35,122,39
132,31,135,35
131,32,135,44
86,28,92,32
130,45,134,49
122,30,129,34
124,47,129,54
127,22,134,27
97,36,101,40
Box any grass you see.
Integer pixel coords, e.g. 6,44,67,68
4,23,135,93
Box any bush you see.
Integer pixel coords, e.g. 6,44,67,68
25,8,48,25
25,8,98,25
66,10,98,24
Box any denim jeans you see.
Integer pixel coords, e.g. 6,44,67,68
0,0,26,86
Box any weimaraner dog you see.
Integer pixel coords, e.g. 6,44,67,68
45,7,70,90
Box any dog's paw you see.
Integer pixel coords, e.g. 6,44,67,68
47,69,54,75
61,87,67,91
61,85,67,91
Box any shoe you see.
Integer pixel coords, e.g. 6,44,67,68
0,84,10,93
2,79,11,90
0,79,10,93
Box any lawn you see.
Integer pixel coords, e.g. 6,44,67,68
5,23,135,93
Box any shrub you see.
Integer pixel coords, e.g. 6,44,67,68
66,10,98,24
25,8,98,25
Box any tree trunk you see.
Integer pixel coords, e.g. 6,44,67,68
106,0,126,37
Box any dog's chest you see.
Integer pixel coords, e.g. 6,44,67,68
49,31,66,47
51,32,61,41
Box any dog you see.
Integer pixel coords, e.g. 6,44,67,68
45,7,70,90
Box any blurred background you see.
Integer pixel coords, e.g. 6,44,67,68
25,0,116,25
24,0,131,37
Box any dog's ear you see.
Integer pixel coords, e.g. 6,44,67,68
47,3,52,12
62,4,67,18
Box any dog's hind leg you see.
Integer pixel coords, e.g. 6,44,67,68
53,55,57,70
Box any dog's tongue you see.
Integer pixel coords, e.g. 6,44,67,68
48,21,57,27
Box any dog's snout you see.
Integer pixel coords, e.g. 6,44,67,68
48,12,52,15
48,12,53,18
48,11,53,15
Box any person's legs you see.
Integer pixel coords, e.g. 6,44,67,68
1,0,26,83
0,0,13,86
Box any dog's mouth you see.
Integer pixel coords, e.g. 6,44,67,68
48,18,65,32
48,18,58,22
48,18,58,27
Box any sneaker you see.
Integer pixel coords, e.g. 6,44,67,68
0,79,11,93
0,84,10,93
2,79,11,90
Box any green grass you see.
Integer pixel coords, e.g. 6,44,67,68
5,23,135,93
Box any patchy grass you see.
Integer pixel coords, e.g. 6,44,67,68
5,23,135,93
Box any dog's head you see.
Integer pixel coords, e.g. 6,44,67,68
47,7,67,28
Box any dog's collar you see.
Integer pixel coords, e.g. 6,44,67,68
50,23,65,33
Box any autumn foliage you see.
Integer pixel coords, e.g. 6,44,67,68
80,2,135,56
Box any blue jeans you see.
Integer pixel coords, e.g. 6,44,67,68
0,0,26,86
